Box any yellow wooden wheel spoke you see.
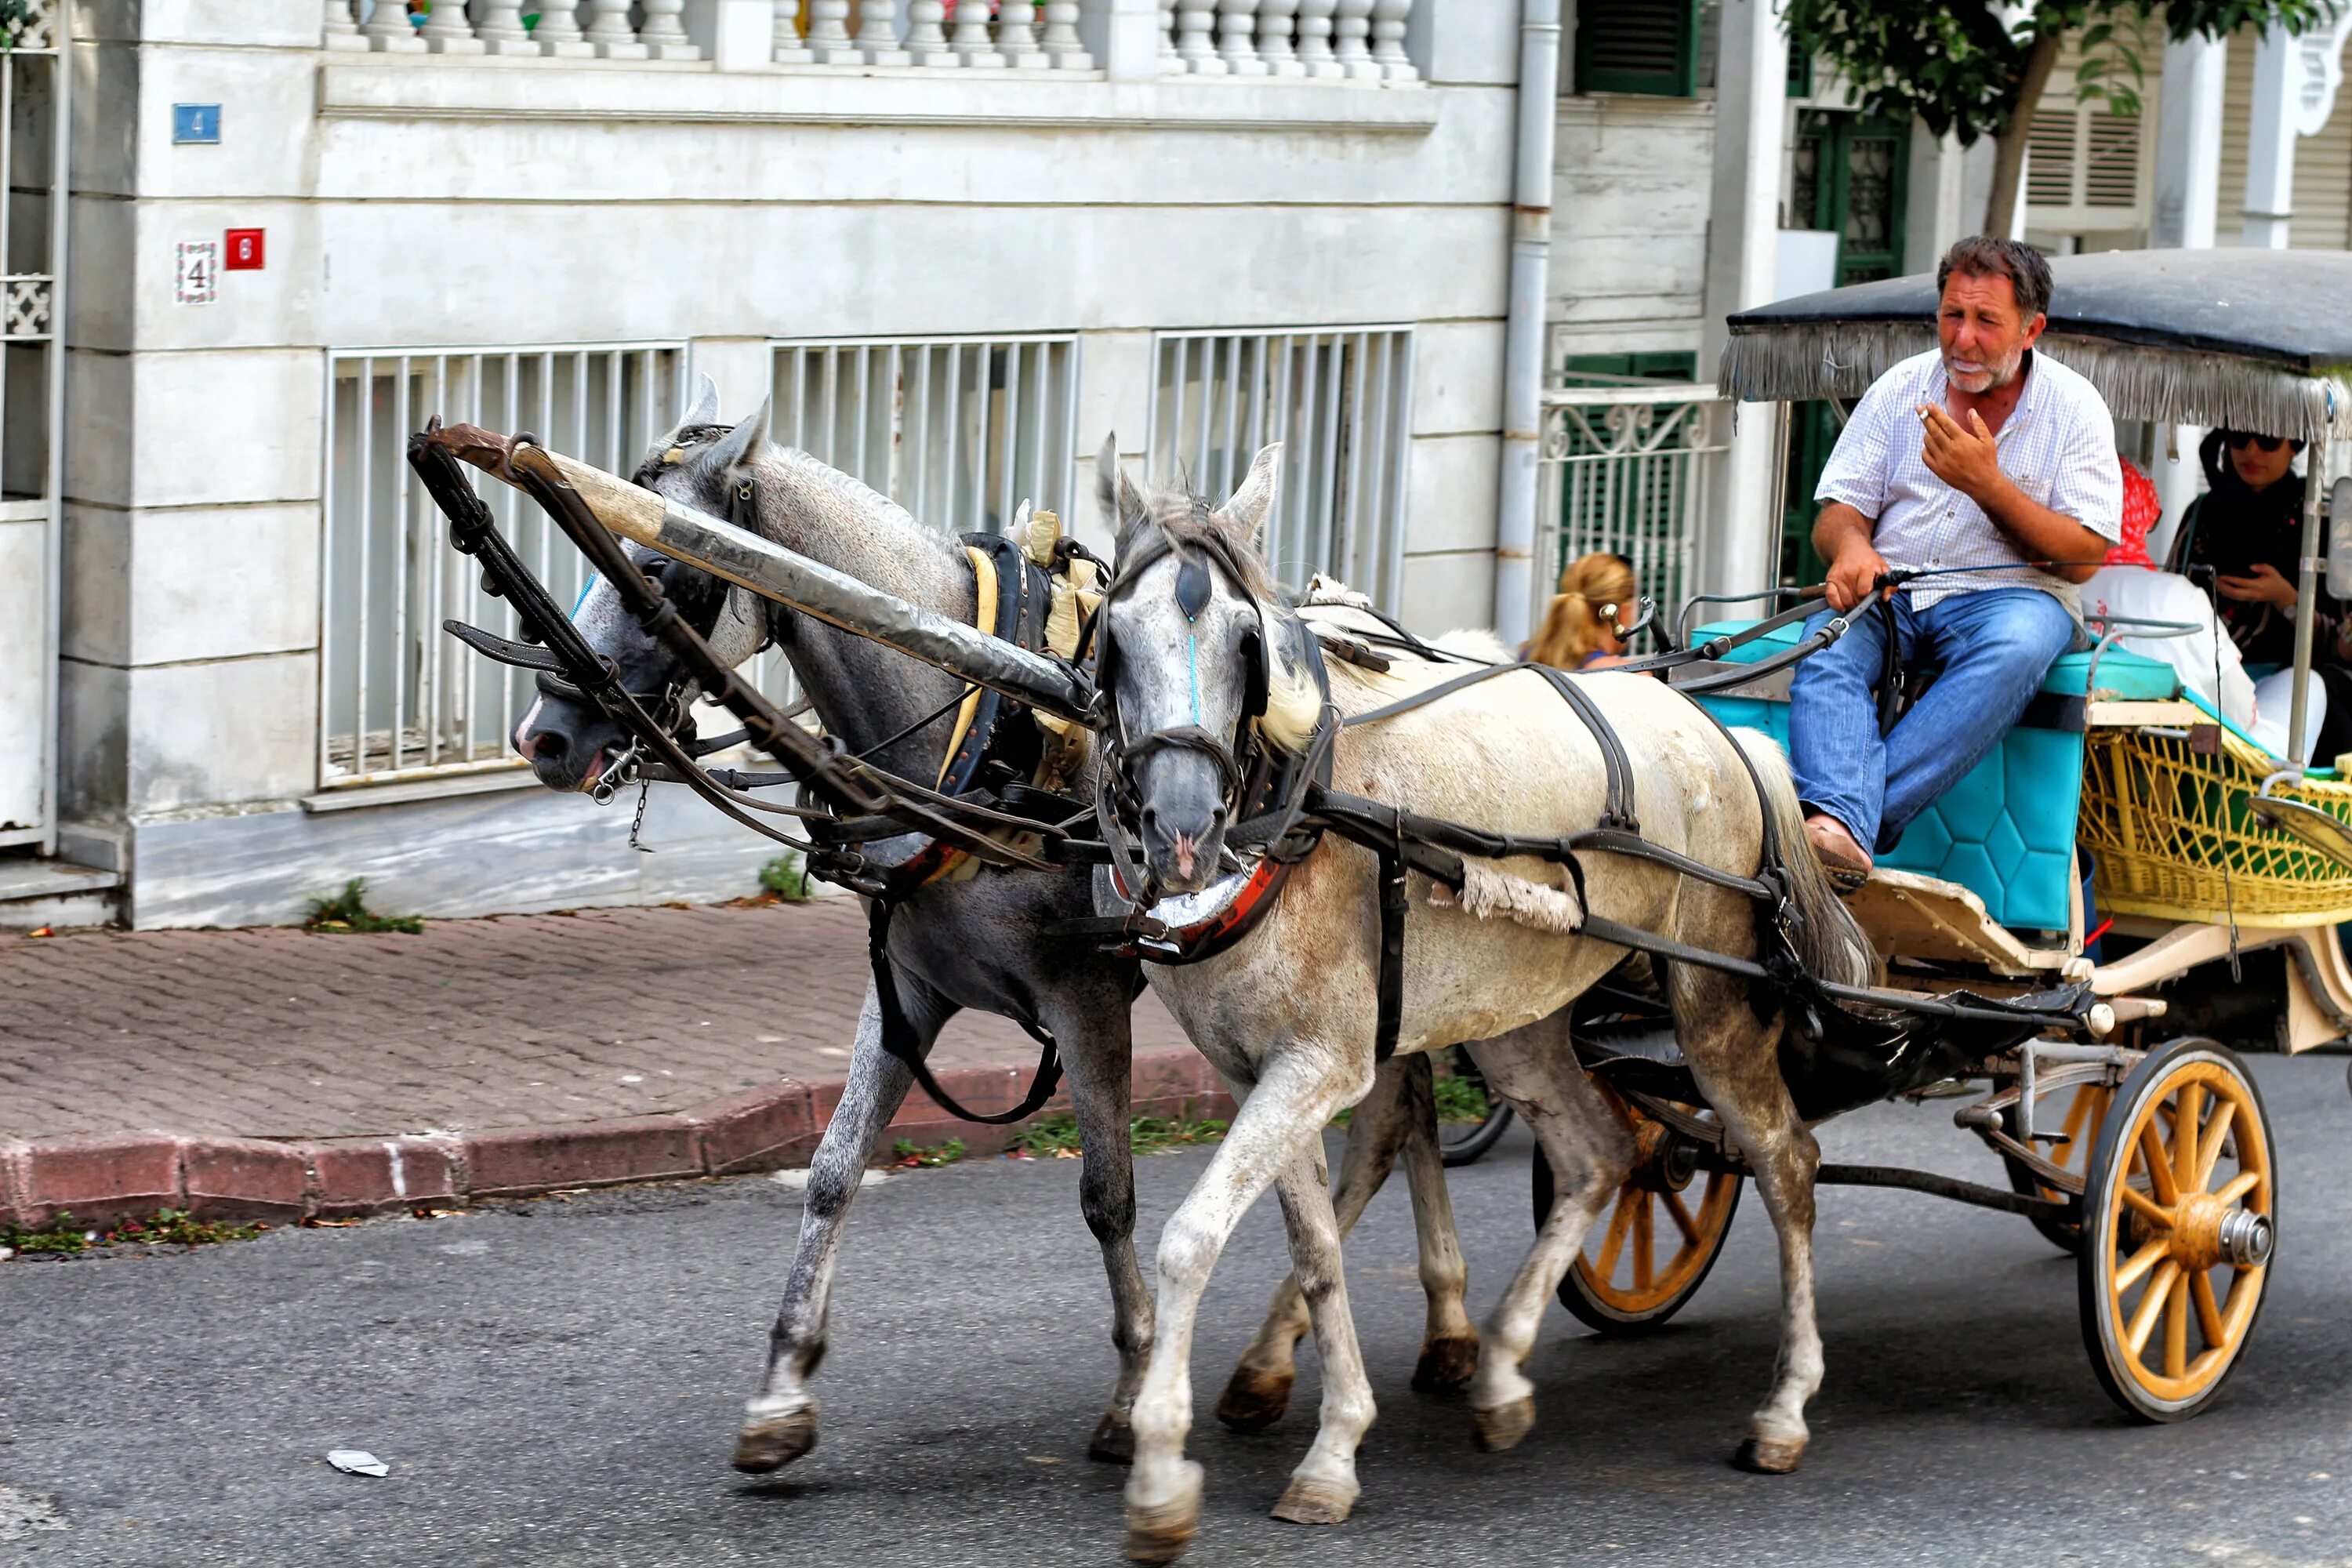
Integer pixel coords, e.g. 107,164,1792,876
2191,1269,2227,1348
2118,1182,2171,1228
2214,1171,2260,1207
2165,1270,2190,1378
2194,1102,2238,1189
2114,1235,2172,1291
1662,1189,1700,1247
1593,1191,1635,1280
1632,1193,1655,1291
2173,1081,2203,1195
2125,1260,2182,1357
2136,1121,2180,1206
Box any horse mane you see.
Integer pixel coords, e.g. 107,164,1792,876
1119,481,1325,754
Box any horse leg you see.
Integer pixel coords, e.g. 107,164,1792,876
1461,1018,1633,1450
1264,1131,1377,1528
735,978,945,1472
1037,983,1155,1464
1125,1048,1367,1564
1672,964,1824,1474
1216,1054,1412,1432
1396,1051,1479,1392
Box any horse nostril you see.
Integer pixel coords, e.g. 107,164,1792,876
1141,805,1163,839
526,728,567,765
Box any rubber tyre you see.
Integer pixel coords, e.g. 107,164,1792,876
2076,1037,2275,1422
1440,1103,1515,1168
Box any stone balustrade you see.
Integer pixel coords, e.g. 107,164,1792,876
321,0,1419,78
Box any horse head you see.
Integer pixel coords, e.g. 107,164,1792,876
514,373,778,793
1092,436,1319,896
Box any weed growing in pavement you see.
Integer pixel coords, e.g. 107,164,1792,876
1005,1111,1229,1160
305,878,425,935
891,1137,967,1168
758,854,813,902
1433,1069,1491,1124
1,1208,266,1258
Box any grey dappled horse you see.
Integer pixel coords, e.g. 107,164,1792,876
512,380,1477,1475
1090,447,1877,1561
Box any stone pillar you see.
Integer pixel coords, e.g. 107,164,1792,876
806,0,858,59
534,0,596,55
323,0,370,49
997,0,1049,67
1217,0,1265,74
1077,0,1161,78
583,0,649,56
362,0,426,52
772,0,815,60
474,0,539,53
1295,0,1336,76
950,0,1004,65
419,0,487,51
1256,0,1299,76
1369,0,1414,80
907,0,956,63
1174,0,1221,71
1040,1,1091,67
2245,25,2296,249
1332,0,1375,78
1695,0,1790,601
639,0,703,57
853,0,912,64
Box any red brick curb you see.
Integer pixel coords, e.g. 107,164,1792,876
0,1048,1236,1230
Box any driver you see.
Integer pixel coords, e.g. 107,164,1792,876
1791,236,2122,881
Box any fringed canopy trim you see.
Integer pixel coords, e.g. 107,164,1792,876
1718,324,2351,441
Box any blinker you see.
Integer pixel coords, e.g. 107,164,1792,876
1175,556,1211,622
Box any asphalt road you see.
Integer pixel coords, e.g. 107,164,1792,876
5,1052,2351,1568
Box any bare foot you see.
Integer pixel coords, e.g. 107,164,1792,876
1803,813,1871,878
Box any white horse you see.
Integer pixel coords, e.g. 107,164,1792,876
1089,444,1876,1561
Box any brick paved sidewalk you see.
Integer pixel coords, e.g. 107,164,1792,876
0,899,1214,1228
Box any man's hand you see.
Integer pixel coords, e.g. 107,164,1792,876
1824,537,1891,613
2216,561,2299,608
1918,404,2004,504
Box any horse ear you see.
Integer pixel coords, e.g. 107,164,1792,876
1094,434,1142,530
702,394,772,477
651,372,722,453
1216,442,1281,541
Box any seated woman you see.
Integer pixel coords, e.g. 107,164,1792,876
1526,551,1641,671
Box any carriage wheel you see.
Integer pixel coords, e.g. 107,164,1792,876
2002,1081,2114,1254
1532,1086,1742,1335
2078,1038,2275,1422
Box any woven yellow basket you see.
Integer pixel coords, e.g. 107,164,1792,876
2080,722,2352,927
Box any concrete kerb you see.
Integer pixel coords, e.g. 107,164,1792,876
0,1049,1237,1230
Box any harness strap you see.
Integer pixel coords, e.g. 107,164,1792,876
1375,831,1409,1062
867,898,1065,1125
1528,664,1639,832
936,543,1000,789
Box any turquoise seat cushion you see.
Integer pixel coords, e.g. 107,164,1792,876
1684,616,2142,933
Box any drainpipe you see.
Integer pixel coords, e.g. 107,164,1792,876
1493,0,1560,648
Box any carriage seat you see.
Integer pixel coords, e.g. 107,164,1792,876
1680,619,2180,935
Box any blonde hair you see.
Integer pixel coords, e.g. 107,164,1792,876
1527,553,1639,670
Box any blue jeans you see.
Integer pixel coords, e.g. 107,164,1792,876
1789,588,2077,855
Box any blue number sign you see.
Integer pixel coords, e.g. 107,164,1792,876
172,104,221,146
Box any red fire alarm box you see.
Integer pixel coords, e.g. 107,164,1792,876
223,228,264,270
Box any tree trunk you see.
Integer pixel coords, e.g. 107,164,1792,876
1983,27,2066,238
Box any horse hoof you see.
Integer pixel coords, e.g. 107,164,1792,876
733,1410,819,1473
1269,1475,1357,1526
1124,1465,1203,1564
1470,1397,1537,1453
1733,1434,1807,1475
1089,1410,1136,1465
1214,1367,1293,1434
1410,1331,1480,1393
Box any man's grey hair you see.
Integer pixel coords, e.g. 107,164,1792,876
1937,235,2053,321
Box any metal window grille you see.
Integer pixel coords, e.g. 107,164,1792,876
763,334,1080,708
1146,328,1414,608
1535,383,1730,631
319,344,684,789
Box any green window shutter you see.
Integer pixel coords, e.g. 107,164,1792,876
1575,0,1701,97
1559,351,1698,387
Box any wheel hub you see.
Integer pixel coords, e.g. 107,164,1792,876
1628,1120,1697,1193
2165,1191,2271,1272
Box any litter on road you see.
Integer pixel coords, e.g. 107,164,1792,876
325,1450,390,1478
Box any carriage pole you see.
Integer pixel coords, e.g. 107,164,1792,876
2288,428,2330,767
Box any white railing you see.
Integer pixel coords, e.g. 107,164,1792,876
321,0,1420,77
1149,327,1413,608
319,344,685,790
1534,384,1730,632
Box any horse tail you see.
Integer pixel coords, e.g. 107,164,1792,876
1730,728,1880,989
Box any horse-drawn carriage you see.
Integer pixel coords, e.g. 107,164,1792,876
403,246,2349,1558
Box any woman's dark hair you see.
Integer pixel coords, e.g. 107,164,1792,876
1936,236,2053,321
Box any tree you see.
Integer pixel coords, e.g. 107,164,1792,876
1784,0,2336,240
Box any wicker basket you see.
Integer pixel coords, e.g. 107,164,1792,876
2080,722,2352,927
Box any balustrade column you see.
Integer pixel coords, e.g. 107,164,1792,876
1216,0,1265,73
1331,0,1375,77
534,0,596,55
1158,1,1181,71
1174,0,1221,71
1367,0,1414,78
1040,0,1091,67
419,0,487,52
585,0,649,56
773,0,815,60
362,0,426,52
323,0,369,49
853,0,911,64
950,0,1004,66
1255,0,1301,74
906,0,956,64
637,0,702,57
473,0,537,53
805,0,858,60
1294,0,1338,76
998,0,1050,66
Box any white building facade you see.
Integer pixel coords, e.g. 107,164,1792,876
14,0,1524,929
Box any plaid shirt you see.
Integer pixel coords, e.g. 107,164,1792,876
1815,347,2122,613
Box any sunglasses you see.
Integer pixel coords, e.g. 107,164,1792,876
2227,432,2287,453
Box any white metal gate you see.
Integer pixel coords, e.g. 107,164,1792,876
0,2,69,851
